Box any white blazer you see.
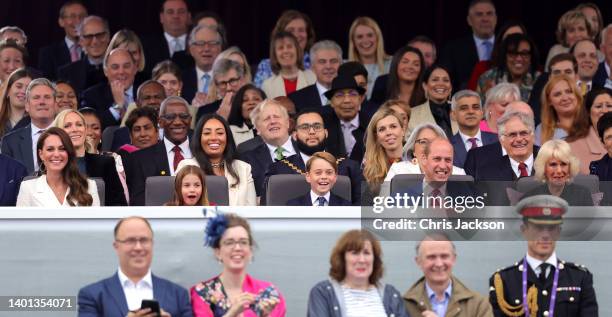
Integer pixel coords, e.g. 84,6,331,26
176,158,256,206
261,69,316,99
16,175,100,207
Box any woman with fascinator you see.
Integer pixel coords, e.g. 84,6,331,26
191,213,286,317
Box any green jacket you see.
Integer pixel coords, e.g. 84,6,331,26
403,275,493,317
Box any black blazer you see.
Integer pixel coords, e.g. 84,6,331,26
288,84,323,112
80,83,138,131
111,127,131,151
467,147,540,181
370,74,388,105
195,100,222,124
239,143,274,197
83,153,127,206
38,39,71,80
593,62,608,88
322,107,367,163
0,154,28,206
181,67,198,104
286,192,351,206
125,141,171,206
264,153,362,205
0,125,34,174
450,131,498,168
439,35,480,91
141,33,172,75
57,59,105,95
526,72,550,126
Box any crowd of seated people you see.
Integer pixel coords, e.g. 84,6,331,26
1,0,612,208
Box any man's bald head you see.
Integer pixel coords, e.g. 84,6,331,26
505,101,534,118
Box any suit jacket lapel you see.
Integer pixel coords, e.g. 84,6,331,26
152,275,168,309
18,126,34,172
155,142,171,174
106,273,129,316
451,134,468,166
301,194,312,206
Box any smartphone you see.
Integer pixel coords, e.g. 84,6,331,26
141,299,161,317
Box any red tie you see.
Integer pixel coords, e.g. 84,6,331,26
70,44,80,62
172,145,184,171
468,137,478,150
518,162,528,177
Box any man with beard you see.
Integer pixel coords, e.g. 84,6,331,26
263,109,362,205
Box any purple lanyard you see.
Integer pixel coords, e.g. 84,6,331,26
522,257,560,317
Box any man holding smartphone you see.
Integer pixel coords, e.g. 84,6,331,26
78,216,192,317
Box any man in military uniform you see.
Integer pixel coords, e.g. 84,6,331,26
489,195,598,316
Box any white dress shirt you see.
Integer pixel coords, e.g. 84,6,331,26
310,190,331,206
164,32,187,56
605,63,612,89
31,123,50,171
315,81,329,105
509,154,534,178
117,268,154,311
163,137,192,176
526,252,557,278
459,130,483,152
473,35,495,61
196,67,213,94
265,137,296,161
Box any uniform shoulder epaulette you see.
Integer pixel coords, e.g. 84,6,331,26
496,262,520,273
562,261,591,273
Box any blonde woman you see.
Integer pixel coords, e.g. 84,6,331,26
205,46,253,104
105,29,147,87
347,17,391,99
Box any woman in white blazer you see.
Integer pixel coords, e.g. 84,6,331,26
176,113,256,206
261,31,315,98
17,128,100,207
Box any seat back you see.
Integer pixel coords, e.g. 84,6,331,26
390,174,474,195
517,174,600,194
101,126,120,152
145,175,229,206
265,174,351,205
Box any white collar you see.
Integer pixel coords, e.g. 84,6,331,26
459,130,482,144
196,65,213,77
265,137,295,157
526,252,557,272
163,136,190,154
508,154,534,176
64,36,77,48
30,123,50,136
341,114,360,129
315,81,329,96
117,267,153,288
310,190,331,205
473,34,495,44
163,32,187,43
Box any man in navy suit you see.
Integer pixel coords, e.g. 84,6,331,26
195,59,248,123
182,24,223,106
287,40,341,111
439,0,497,91
141,0,191,75
80,48,138,131
265,109,362,205
593,25,612,89
57,15,110,94
449,90,497,168
0,154,27,206
38,1,87,80
240,99,299,198
1,78,58,174
78,216,192,317
286,152,351,206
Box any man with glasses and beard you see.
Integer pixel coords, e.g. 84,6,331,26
263,109,362,205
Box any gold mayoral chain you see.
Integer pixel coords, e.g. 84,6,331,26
281,157,346,176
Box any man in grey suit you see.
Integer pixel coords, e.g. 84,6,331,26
449,90,497,168
1,79,58,174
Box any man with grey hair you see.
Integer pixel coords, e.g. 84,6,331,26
594,24,612,89
182,24,224,105
126,96,193,205
288,40,342,111
404,233,492,317
38,0,88,79
81,47,138,130
1,79,58,174
195,58,246,123
240,99,298,198
142,0,192,75
57,15,109,94
0,26,27,45
465,110,538,181
450,89,497,167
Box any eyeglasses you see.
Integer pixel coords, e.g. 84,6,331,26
81,31,108,41
221,239,250,248
415,138,431,145
296,123,324,132
191,40,221,47
503,130,531,139
160,112,191,121
332,90,360,99
215,77,241,88
507,50,531,59
115,237,152,247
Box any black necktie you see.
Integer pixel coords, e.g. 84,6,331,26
538,263,551,284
